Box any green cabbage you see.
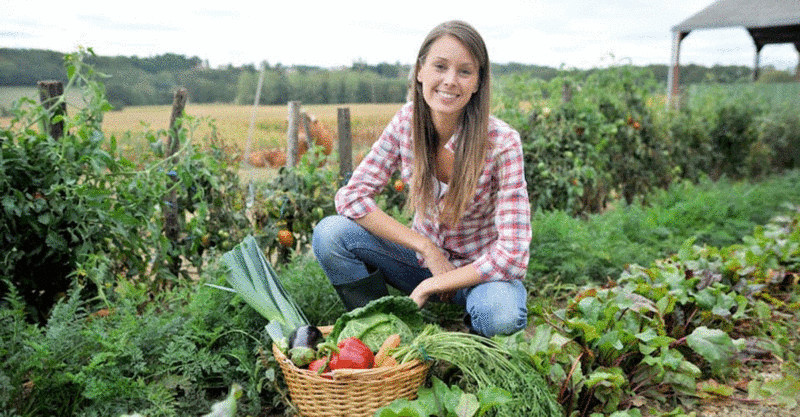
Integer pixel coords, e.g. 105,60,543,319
328,296,425,352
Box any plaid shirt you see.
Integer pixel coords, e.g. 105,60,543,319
335,102,531,282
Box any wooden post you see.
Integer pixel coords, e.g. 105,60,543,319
37,80,66,139
752,44,764,82
302,111,314,151
337,107,352,181
561,82,572,104
286,101,301,167
167,88,188,156
667,31,688,109
164,88,188,276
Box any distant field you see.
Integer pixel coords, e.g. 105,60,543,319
0,84,401,165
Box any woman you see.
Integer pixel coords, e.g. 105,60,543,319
312,20,531,337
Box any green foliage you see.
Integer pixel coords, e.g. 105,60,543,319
394,325,562,417
527,171,800,287
0,49,253,318
495,65,670,213
375,376,512,417
0,49,163,319
0,265,271,417
504,205,800,416
496,67,800,216
250,147,340,261
278,253,346,326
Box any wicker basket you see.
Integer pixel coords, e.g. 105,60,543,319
272,342,430,417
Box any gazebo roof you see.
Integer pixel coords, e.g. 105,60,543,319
666,0,800,106
672,0,800,34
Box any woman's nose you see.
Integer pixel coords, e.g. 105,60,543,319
443,69,457,85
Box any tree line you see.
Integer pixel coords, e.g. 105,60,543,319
0,48,789,109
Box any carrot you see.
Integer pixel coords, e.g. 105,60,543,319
374,334,401,367
378,356,398,368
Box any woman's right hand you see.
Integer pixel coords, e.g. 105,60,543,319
419,241,457,302
420,240,455,276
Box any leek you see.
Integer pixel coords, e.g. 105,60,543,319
220,235,309,341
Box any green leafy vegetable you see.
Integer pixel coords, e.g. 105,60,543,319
394,325,562,417
327,296,424,351
220,235,308,340
375,376,512,417
685,326,737,376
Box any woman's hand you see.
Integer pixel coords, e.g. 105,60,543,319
420,240,455,276
410,242,458,307
410,277,436,308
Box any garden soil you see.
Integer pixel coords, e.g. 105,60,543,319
641,363,795,417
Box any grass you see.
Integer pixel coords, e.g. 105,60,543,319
525,170,800,293
687,82,800,110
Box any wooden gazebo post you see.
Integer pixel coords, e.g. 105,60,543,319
666,31,689,109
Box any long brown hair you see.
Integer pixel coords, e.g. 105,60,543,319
409,20,491,225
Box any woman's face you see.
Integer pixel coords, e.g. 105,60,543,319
416,35,480,121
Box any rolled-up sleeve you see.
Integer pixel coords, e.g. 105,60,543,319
335,107,405,219
471,130,531,281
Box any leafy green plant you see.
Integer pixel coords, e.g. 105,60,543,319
506,205,800,416
249,147,339,262
0,264,276,417
394,325,562,417
375,376,512,417
0,49,164,319
218,235,309,341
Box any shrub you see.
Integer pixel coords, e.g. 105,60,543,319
0,52,163,319
495,65,672,214
0,49,252,320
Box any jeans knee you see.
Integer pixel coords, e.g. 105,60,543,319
469,302,527,337
312,215,345,261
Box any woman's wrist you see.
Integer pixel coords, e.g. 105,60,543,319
417,238,441,260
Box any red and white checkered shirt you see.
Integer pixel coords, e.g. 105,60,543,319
335,102,531,282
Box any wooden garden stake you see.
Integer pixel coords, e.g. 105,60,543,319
37,80,66,139
337,107,352,182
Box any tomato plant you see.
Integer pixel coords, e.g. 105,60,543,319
250,147,338,262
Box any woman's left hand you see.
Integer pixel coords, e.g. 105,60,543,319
410,277,456,307
410,277,436,308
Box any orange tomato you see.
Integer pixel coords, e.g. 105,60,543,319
277,229,294,247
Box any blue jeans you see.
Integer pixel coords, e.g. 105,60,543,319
311,215,528,337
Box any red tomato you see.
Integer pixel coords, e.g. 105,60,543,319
328,337,374,370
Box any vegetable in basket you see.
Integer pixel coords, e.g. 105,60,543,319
327,296,425,352
329,337,374,370
307,357,329,374
216,236,311,343
287,325,324,367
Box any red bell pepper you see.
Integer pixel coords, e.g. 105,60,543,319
307,357,329,374
328,337,374,370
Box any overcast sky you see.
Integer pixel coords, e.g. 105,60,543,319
2,0,798,71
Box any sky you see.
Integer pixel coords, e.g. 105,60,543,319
2,0,798,71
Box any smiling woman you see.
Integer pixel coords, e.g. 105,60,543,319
312,20,533,339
